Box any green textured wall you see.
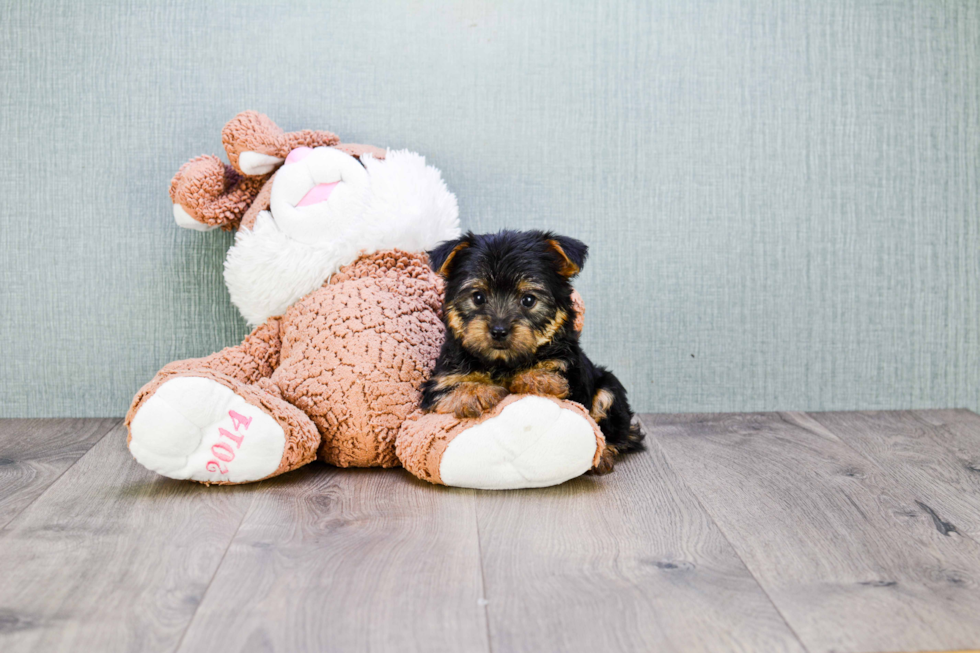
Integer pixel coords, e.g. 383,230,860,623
2,0,978,417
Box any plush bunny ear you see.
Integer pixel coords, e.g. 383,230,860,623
544,233,588,278
428,234,472,278
169,154,267,231
223,111,341,176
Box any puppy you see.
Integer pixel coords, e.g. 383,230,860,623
421,230,644,473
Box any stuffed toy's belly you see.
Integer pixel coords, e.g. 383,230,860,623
270,250,445,468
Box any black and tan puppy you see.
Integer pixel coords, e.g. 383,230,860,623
421,229,644,473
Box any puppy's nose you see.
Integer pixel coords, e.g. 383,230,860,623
490,325,509,341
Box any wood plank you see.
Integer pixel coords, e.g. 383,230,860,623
0,423,256,653
475,441,807,653
644,412,980,653
799,410,980,538
0,418,118,529
176,467,489,653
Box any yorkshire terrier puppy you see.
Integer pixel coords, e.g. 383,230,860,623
421,229,644,473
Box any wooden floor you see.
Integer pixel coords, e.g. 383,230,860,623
1,412,980,653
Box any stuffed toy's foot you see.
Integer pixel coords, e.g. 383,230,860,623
127,374,319,484
396,395,604,490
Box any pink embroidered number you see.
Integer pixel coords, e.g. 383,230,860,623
212,442,235,462
229,410,252,432
206,409,252,475
218,427,243,447
206,460,228,474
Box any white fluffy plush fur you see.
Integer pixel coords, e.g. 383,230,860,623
224,149,460,326
359,151,462,254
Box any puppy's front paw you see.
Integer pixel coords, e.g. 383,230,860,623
508,369,569,399
588,444,619,475
434,383,509,419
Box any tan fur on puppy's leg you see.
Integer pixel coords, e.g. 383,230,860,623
508,360,569,398
432,382,509,419
590,388,616,422
589,444,619,475
586,388,619,474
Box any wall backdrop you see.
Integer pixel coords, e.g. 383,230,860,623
2,0,979,417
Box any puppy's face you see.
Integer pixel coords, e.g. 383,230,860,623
429,230,588,366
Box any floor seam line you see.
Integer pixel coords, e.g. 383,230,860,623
0,417,122,532
637,414,814,653
172,492,256,653
474,497,494,653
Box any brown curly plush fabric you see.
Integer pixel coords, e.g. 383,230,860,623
170,112,345,229
124,315,324,483
169,155,268,229
395,394,606,485
127,244,603,486
126,249,446,480
239,173,277,232
125,369,322,485
135,110,607,488
163,316,284,382
222,110,340,174
275,250,446,467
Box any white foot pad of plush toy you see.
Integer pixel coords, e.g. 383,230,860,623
439,396,597,490
129,377,285,483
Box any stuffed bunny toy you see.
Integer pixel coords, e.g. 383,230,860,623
126,111,604,489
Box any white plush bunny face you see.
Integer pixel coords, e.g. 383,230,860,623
269,146,370,246
224,147,461,326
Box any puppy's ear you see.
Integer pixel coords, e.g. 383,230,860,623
545,234,588,278
428,235,471,278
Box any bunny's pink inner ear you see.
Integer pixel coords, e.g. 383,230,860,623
570,289,585,332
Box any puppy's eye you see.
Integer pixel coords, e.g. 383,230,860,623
472,291,486,306
521,294,537,308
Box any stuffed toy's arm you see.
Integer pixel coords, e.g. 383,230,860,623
159,316,283,383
